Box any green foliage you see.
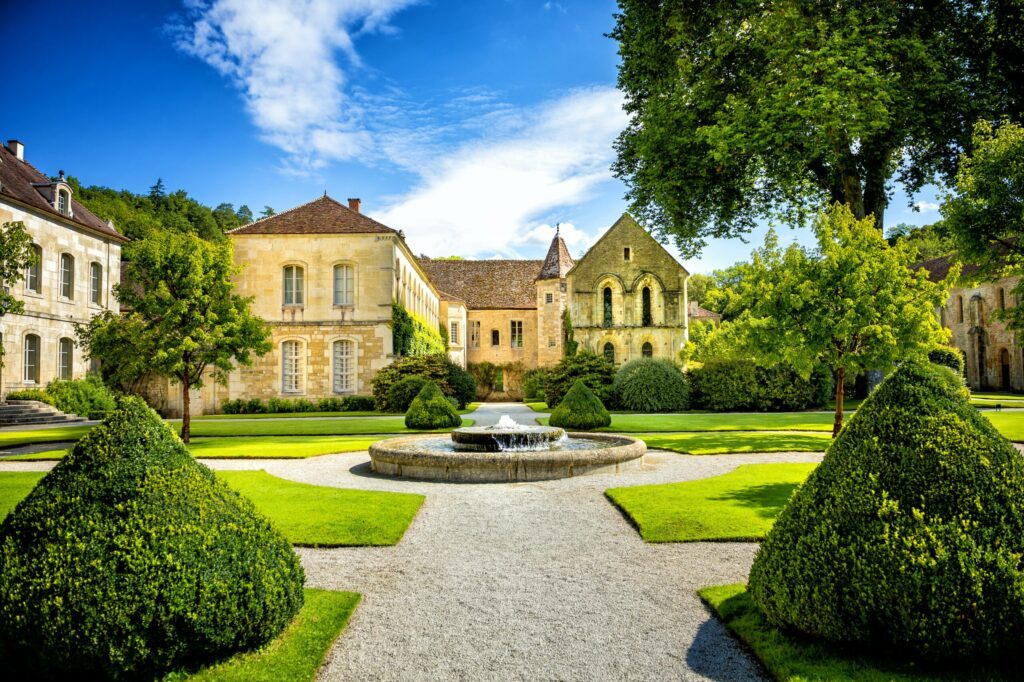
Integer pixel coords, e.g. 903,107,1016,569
612,1,1023,252
0,397,304,678
220,395,376,414
467,361,524,397
45,375,117,419
520,368,550,402
548,380,611,430
404,381,462,430
748,361,1024,661
4,388,52,405
928,346,966,376
686,265,751,321
886,222,956,262
372,354,475,410
613,359,690,412
544,350,616,407
562,309,578,356
0,221,33,319
387,376,429,413
689,360,832,412
390,303,445,357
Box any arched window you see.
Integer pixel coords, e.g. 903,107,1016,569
60,253,74,299
603,287,613,327
281,340,303,393
90,262,103,305
957,295,964,323
603,342,615,364
334,264,354,306
642,287,652,326
57,189,70,216
333,339,355,393
58,337,74,380
282,265,304,305
642,342,653,358
25,244,42,293
999,288,1006,310
23,334,40,384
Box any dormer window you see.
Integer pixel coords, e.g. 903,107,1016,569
57,188,70,216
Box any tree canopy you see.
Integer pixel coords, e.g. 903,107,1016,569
612,0,1024,255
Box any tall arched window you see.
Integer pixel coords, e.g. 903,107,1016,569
281,340,303,393
957,295,964,323
333,265,354,306
23,334,40,384
60,253,74,299
25,244,42,293
642,342,653,358
603,287,613,327
603,342,615,364
642,287,652,326
90,262,103,305
333,340,355,393
58,338,74,380
282,265,304,305
999,288,1007,310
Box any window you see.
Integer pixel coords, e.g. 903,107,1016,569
548,337,556,347
999,288,1006,311
470,321,481,348
23,334,40,384
58,338,73,380
89,355,101,374
511,320,523,348
545,292,554,304
57,189,70,216
624,247,631,261
957,295,964,323
603,342,615,364
25,244,41,293
450,321,460,345
282,265,304,305
491,329,500,347
332,340,354,393
603,287,613,327
90,262,103,305
333,264,354,306
642,342,653,358
60,253,74,299
281,340,302,393
642,287,652,326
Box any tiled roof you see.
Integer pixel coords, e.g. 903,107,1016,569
688,302,722,320
418,258,542,309
228,195,398,235
0,143,125,241
912,255,979,283
537,232,574,280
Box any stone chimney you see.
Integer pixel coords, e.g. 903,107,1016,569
7,140,24,161
348,197,361,213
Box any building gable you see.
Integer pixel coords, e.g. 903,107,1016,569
568,213,687,293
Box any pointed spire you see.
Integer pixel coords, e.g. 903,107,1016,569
537,225,575,280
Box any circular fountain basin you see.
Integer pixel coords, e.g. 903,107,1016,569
451,425,565,452
369,432,646,482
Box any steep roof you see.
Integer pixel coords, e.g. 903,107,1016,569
418,259,542,309
228,195,398,235
0,143,125,241
537,230,574,280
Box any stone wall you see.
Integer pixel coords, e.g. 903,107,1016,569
535,278,568,367
942,277,1022,390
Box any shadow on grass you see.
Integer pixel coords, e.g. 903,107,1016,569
686,612,767,681
711,482,800,519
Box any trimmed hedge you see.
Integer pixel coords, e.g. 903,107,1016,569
548,380,611,430
928,346,966,376
404,381,462,430
544,351,616,408
4,388,52,405
0,397,305,678
46,376,117,419
220,395,377,414
372,354,475,411
689,360,832,411
613,359,689,412
387,376,429,413
748,361,1024,661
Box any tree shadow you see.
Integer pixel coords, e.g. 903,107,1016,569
711,482,800,519
686,610,768,681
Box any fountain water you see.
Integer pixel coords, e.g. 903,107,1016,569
451,415,566,452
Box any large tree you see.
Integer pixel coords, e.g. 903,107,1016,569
78,231,270,442
612,0,1024,255
732,204,951,436
0,222,35,373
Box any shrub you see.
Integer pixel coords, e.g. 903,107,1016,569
387,376,429,413
46,375,117,419
544,351,616,408
340,395,376,411
748,361,1024,661
753,364,833,411
221,395,376,414
548,380,611,430
404,381,462,430
928,346,966,376
0,397,304,678
614,359,689,412
372,354,475,410
4,388,52,405
521,368,549,402
689,360,831,411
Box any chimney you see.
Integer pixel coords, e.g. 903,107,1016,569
7,140,24,161
348,197,361,213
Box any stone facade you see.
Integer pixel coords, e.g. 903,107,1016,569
941,277,1022,391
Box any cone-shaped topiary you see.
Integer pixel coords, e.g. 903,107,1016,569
548,379,612,430
405,380,462,429
0,397,304,679
748,361,1024,661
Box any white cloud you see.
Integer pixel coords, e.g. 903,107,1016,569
373,87,627,257
173,0,417,172
914,200,940,213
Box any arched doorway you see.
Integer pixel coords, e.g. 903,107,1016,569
603,342,615,364
642,341,653,358
1001,348,1011,389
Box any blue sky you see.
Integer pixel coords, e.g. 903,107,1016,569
6,0,941,275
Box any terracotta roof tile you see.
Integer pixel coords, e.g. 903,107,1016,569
537,233,574,279
228,195,398,235
418,259,542,309
912,255,979,283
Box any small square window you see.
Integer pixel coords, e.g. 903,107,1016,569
624,247,631,261
545,292,553,304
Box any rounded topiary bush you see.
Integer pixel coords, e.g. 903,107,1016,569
548,379,611,430
0,397,304,679
387,376,429,413
748,361,1024,661
613,359,689,412
928,345,966,376
405,381,462,430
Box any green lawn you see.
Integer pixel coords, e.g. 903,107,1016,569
0,470,423,547
181,589,360,682
637,431,830,455
606,463,817,542
540,412,839,432
699,584,1003,681
194,410,390,419
525,402,549,412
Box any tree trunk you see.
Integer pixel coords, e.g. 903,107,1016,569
833,367,845,438
181,376,191,444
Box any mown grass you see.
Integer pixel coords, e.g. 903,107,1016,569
540,412,840,432
637,431,830,455
606,463,817,542
4,436,382,461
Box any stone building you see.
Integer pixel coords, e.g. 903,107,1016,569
0,139,126,397
917,255,1022,391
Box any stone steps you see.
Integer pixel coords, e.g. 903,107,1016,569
0,400,86,426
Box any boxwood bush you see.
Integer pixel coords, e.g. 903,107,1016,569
613,359,689,412
220,395,377,414
387,376,429,413
544,351,616,408
45,376,117,419
689,359,831,411
548,379,611,430
748,361,1024,661
520,368,549,402
0,397,305,678
4,388,52,404
928,346,966,376
372,354,475,411
404,381,462,430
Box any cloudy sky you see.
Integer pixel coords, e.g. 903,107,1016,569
7,0,941,273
